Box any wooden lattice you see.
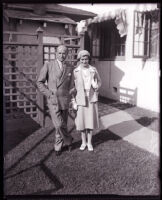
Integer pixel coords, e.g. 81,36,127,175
43,46,78,66
3,31,81,126
3,44,39,121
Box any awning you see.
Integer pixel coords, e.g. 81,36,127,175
86,4,158,25
4,9,76,25
134,3,158,12
86,9,118,25
78,9,128,37
77,4,158,37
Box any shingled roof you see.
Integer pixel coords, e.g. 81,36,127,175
4,9,77,25
4,4,97,22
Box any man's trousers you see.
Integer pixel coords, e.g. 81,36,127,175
48,104,73,151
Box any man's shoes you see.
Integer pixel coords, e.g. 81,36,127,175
68,145,72,152
55,151,61,156
68,137,74,152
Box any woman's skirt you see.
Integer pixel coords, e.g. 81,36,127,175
75,96,99,131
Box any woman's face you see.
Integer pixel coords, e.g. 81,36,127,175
80,55,89,67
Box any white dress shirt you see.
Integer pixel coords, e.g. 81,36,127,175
57,59,63,71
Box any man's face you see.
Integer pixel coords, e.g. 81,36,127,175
56,46,68,62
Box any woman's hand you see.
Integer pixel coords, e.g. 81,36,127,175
91,77,98,90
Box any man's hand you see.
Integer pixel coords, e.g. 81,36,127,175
49,94,58,105
69,88,77,96
69,98,77,113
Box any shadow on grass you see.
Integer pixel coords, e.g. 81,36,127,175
4,114,158,175
39,162,64,193
4,124,160,195
136,117,158,127
4,149,64,194
4,130,119,195
4,128,55,174
99,96,135,110
93,129,120,148
69,115,158,151
98,96,159,132
4,113,159,195
60,129,121,153
4,119,41,155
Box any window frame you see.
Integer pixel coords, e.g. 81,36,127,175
133,10,159,60
90,23,100,58
98,19,126,61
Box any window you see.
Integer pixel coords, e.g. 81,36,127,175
150,11,159,59
90,20,126,60
100,20,126,60
43,36,60,44
43,46,57,62
133,10,159,59
91,23,100,57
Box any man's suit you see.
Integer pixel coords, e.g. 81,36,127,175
37,60,74,151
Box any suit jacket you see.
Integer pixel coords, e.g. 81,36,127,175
72,65,101,106
37,60,74,110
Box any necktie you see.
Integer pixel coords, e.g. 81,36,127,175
59,62,63,71
60,62,64,78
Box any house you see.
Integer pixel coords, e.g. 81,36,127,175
80,3,160,112
3,3,96,128
3,3,96,44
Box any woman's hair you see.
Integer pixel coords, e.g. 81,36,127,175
77,50,90,60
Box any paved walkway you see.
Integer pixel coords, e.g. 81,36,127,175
99,109,159,156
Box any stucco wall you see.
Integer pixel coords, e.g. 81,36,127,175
94,58,160,112
136,61,160,112
91,59,111,98
92,5,160,112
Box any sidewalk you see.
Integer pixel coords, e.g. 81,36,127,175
98,100,159,156
3,98,160,196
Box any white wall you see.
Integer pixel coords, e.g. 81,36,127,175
136,61,160,112
92,59,111,98
92,5,160,113
94,58,160,112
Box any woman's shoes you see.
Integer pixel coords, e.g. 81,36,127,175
80,143,94,151
80,143,87,151
87,144,93,151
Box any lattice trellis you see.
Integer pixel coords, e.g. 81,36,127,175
3,44,39,121
3,31,81,126
43,46,78,66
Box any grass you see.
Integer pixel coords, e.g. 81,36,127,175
3,98,160,196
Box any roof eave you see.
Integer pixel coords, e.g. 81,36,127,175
5,3,97,20
9,17,76,25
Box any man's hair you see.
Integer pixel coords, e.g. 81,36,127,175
57,45,68,53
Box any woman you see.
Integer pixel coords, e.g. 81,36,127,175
71,50,101,151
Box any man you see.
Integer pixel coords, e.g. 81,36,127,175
37,45,74,156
